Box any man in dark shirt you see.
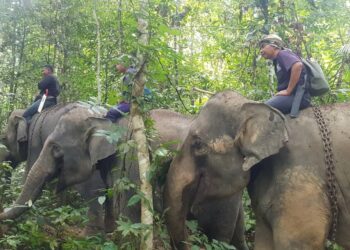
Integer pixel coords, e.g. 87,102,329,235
259,34,310,114
23,65,60,122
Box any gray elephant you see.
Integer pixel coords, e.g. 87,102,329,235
0,109,28,172
0,106,248,249
164,90,350,249
0,105,108,234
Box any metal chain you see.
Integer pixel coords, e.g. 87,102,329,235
312,105,338,241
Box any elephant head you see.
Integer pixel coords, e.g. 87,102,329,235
0,107,117,220
1,110,27,167
164,90,289,249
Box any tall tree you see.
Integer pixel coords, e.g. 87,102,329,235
93,0,101,104
130,0,153,249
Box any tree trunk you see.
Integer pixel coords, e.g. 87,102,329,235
93,0,101,104
130,0,153,249
117,0,124,52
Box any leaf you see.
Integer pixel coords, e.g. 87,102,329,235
204,243,212,250
98,196,106,205
127,194,141,207
102,242,118,250
186,220,199,232
155,147,169,157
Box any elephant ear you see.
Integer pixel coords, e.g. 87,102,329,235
237,103,289,171
16,116,28,142
86,117,117,165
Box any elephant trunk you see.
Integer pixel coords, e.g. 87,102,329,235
0,155,54,221
164,185,189,250
164,153,198,250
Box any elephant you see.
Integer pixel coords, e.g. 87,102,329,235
0,105,248,249
164,90,350,249
0,105,108,234
0,109,28,172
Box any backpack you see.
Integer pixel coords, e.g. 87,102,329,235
301,58,330,96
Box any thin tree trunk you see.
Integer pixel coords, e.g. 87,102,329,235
278,0,285,25
173,3,179,86
93,0,101,104
117,0,124,52
9,19,18,109
104,55,109,104
257,0,269,34
130,0,153,249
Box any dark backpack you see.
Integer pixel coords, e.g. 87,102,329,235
301,58,330,96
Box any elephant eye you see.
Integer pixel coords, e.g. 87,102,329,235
191,137,208,156
52,143,63,159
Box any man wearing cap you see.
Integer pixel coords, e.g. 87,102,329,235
23,65,60,122
259,34,310,114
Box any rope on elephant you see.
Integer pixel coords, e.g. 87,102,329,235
312,105,338,242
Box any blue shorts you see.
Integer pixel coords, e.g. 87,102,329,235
265,94,310,114
105,102,130,122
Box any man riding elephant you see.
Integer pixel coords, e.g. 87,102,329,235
165,90,350,249
23,65,60,123
0,106,248,249
259,34,311,116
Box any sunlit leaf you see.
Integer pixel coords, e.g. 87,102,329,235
98,196,106,205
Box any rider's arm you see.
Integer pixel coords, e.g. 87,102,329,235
285,61,303,95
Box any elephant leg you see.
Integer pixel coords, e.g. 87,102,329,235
272,209,328,249
73,171,105,235
253,216,273,250
231,203,249,250
98,155,117,233
271,183,329,250
83,198,105,235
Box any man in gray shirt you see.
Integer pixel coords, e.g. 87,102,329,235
259,34,310,114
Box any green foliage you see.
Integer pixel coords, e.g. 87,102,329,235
242,191,255,249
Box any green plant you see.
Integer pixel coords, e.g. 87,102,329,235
242,190,255,248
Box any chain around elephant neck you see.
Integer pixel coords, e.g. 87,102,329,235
312,105,338,241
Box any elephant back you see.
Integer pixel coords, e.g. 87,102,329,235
149,109,194,150
26,103,81,167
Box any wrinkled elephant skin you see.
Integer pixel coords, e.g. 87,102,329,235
165,90,350,250
1,106,248,249
0,105,107,234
